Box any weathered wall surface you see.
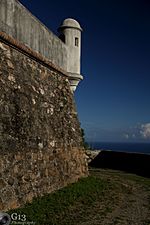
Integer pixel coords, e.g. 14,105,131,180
0,38,88,211
0,0,68,71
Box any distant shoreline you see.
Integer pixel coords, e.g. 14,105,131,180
90,148,150,155
87,142,150,155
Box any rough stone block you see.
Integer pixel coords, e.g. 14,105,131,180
0,40,88,211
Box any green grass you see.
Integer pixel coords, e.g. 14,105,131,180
8,169,150,225
8,175,117,225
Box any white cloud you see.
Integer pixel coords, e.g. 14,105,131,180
123,133,129,139
140,123,150,139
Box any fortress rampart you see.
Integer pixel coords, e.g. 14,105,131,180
0,0,83,91
0,0,88,211
0,0,68,71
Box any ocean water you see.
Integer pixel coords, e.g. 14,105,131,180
88,142,150,155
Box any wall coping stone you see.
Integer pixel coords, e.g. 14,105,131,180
0,31,69,78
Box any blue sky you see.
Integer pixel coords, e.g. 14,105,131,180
19,0,150,143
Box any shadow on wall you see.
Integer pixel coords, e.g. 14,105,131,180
89,151,150,178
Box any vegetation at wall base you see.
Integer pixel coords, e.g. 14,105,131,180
81,128,91,150
8,169,150,225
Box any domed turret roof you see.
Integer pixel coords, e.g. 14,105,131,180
59,18,82,31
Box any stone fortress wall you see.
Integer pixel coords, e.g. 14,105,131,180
0,0,83,91
0,0,68,71
0,0,88,211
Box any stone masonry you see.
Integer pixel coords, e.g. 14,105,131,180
0,35,88,211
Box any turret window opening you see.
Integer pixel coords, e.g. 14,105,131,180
75,37,79,46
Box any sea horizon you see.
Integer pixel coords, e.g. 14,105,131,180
87,141,150,155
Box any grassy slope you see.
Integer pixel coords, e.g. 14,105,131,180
8,168,150,225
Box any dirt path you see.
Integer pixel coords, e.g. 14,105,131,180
80,169,150,225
